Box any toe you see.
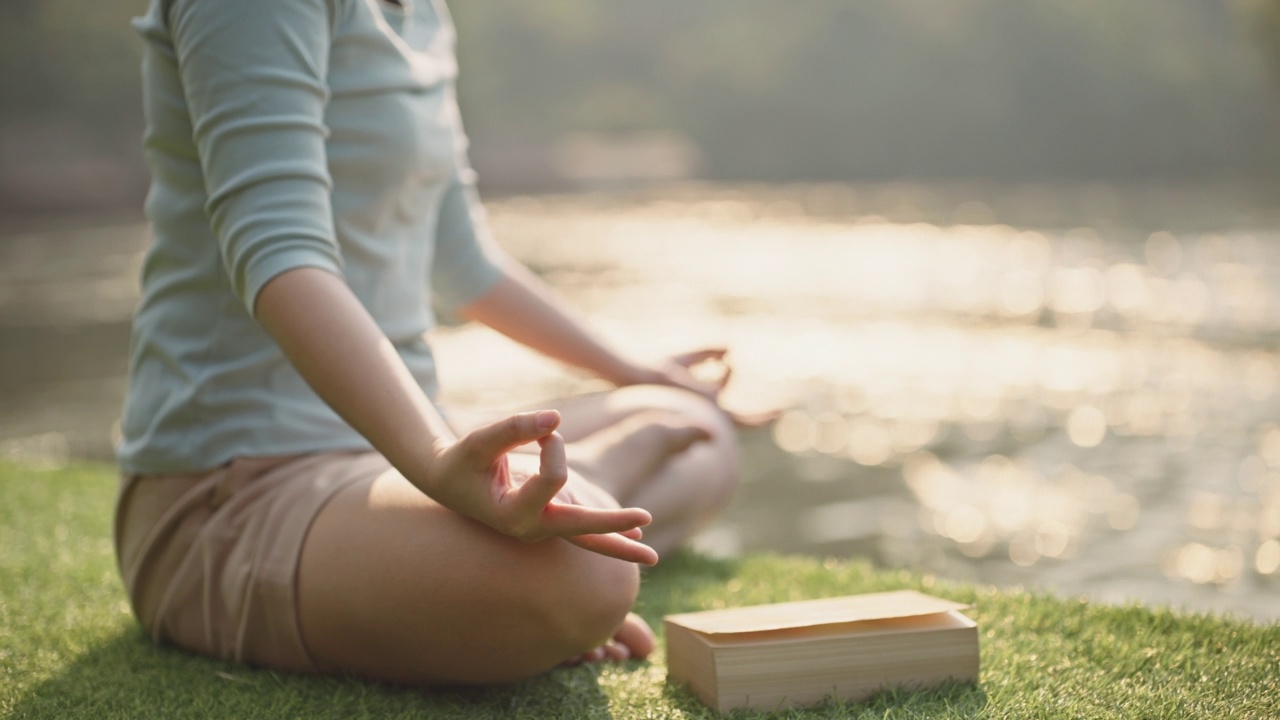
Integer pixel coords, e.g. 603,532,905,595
613,613,656,660
602,641,630,661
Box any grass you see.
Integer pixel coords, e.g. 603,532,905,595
2,461,1278,719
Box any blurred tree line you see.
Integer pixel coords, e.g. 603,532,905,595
1236,0,1280,78
1,0,1278,209
450,0,1279,182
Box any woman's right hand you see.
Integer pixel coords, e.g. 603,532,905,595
422,410,659,566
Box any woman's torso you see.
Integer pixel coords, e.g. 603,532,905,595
121,0,497,475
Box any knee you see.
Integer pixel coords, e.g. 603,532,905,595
621,384,739,456
537,548,640,656
630,384,742,502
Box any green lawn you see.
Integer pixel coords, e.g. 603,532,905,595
2,461,1278,719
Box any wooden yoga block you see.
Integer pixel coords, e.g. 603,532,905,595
664,590,980,713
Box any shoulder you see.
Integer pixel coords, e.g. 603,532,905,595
165,0,348,33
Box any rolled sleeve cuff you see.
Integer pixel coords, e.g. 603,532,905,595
432,238,505,313
242,242,346,318
431,169,508,314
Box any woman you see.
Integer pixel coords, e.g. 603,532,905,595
115,0,748,685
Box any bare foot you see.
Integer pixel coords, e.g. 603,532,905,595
568,412,713,502
562,612,656,666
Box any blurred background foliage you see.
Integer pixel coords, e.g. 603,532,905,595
1,0,1278,210
1238,0,1280,77
452,0,1280,183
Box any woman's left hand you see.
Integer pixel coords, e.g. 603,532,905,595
624,348,781,428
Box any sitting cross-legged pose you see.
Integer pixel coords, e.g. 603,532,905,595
114,0,760,684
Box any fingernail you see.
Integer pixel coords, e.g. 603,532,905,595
535,410,558,429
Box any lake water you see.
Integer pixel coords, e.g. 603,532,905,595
3,183,1279,621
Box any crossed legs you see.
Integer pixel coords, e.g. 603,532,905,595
545,385,741,556
296,468,640,684
295,385,739,685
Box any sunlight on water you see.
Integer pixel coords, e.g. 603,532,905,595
428,188,1280,619
1257,540,1280,575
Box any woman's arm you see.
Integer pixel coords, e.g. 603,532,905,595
256,267,657,565
460,262,782,426
458,261,654,388
256,268,456,474
460,262,758,403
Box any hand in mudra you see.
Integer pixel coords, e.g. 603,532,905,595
426,410,658,566
640,348,782,428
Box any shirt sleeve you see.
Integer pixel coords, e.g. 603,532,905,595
168,0,344,315
430,90,507,315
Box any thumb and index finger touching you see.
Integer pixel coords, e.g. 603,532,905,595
671,351,765,421
464,409,571,512
465,409,563,461
671,347,728,368
669,347,783,427
463,409,655,558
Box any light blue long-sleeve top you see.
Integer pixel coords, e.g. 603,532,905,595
119,0,505,475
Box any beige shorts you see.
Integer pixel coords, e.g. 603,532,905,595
114,451,390,673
